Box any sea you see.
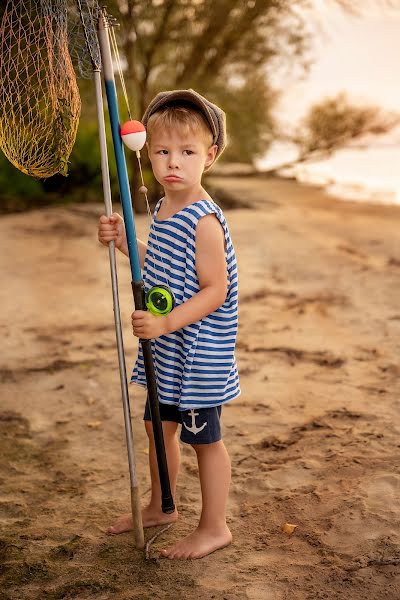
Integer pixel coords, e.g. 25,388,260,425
256,128,400,206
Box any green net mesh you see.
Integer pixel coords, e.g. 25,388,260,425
0,0,81,178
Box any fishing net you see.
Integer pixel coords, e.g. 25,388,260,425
68,0,101,78
0,0,100,179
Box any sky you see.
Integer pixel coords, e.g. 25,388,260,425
276,3,400,124
258,3,400,203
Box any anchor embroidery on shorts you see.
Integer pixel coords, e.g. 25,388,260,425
183,409,207,435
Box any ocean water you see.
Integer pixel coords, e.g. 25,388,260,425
257,132,400,206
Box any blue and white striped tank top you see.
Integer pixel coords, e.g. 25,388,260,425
130,198,240,410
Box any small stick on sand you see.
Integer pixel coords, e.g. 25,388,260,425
145,523,175,560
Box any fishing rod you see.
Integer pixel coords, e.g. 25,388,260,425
76,0,144,548
97,8,175,516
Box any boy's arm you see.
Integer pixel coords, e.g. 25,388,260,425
165,214,227,333
100,213,147,269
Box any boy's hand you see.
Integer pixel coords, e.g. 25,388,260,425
98,212,127,252
131,310,169,339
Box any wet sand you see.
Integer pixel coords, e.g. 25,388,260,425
0,176,399,599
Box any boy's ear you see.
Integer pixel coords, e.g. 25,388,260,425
205,144,218,168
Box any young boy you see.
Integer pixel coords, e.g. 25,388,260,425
98,89,240,559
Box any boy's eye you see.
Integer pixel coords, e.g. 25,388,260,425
155,149,194,155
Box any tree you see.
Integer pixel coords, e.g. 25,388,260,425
259,94,400,175
105,1,400,198
298,94,399,157
102,0,312,205
112,0,310,114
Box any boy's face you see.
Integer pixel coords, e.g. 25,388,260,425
147,127,217,194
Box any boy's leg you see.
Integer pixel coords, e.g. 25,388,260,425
160,407,232,559
108,415,180,534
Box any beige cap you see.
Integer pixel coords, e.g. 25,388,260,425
142,88,227,161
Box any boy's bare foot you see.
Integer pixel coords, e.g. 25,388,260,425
107,506,178,534
159,524,232,559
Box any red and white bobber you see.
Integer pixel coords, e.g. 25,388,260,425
120,120,146,151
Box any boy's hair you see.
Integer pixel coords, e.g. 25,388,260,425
146,103,214,149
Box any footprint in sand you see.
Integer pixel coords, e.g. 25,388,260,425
336,243,367,260
323,474,400,554
359,472,400,517
254,463,316,492
323,507,397,554
246,583,285,599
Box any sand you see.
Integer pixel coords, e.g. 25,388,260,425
0,176,399,599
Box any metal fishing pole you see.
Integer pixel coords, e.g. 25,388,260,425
97,8,175,515
75,0,144,548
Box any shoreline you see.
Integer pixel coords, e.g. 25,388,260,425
209,173,400,221
211,156,400,210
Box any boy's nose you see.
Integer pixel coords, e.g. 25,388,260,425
168,154,180,169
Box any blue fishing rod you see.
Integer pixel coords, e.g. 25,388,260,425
97,8,175,515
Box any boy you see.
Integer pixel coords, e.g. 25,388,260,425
98,89,240,559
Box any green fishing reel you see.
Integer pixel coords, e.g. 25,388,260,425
145,285,176,316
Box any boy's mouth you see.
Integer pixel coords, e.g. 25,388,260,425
164,175,183,182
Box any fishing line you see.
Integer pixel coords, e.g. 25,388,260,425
110,28,176,317
97,7,175,516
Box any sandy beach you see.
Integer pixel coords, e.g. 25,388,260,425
0,175,399,599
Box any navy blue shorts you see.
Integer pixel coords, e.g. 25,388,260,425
143,400,222,445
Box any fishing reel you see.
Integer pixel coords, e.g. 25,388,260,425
145,285,176,316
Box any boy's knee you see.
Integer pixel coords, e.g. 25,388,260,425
144,420,153,439
190,440,220,454
144,420,178,440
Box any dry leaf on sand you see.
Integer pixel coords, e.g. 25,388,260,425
87,420,102,429
281,523,298,535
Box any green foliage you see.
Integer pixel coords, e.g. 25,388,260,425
39,115,121,203
0,112,119,212
0,152,43,212
212,75,278,163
